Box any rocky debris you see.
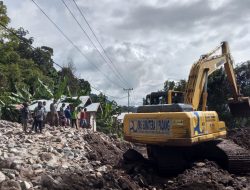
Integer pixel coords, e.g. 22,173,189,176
0,119,249,190
0,171,6,183
123,157,250,190
169,161,249,190
0,120,140,189
83,133,123,165
1,180,21,190
20,181,32,190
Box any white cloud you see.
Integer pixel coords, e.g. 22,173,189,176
3,0,250,106
207,0,231,10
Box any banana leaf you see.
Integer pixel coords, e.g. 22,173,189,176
10,92,26,103
18,87,32,101
54,77,68,100
0,100,5,106
33,78,53,99
7,94,24,104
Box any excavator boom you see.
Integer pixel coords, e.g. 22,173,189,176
221,42,250,117
184,41,250,117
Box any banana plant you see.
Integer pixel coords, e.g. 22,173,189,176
97,96,121,134
0,76,79,121
33,78,53,99
0,93,20,121
0,78,52,121
54,77,68,101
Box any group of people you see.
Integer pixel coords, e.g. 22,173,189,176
20,100,90,134
57,102,90,130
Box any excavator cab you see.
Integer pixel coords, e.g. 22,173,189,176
228,97,250,117
144,90,184,105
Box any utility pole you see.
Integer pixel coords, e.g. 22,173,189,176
123,88,133,113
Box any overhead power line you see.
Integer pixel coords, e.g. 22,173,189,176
0,22,123,100
71,0,130,87
61,0,129,88
30,0,125,89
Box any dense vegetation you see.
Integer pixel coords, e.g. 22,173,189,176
0,3,91,98
0,1,121,133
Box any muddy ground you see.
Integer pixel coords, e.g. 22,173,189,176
227,127,250,150
42,127,250,190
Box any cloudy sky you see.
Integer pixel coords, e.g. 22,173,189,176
3,0,250,106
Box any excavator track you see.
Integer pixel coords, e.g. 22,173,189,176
148,139,250,175
214,139,250,174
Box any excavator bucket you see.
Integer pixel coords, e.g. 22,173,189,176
228,97,250,117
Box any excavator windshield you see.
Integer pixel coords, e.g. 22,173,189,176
144,91,184,105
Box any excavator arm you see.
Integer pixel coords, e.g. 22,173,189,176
222,42,239,99
184,41,250,116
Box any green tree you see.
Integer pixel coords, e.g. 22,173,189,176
0,1,10,26
207,62,250,127
58,66,79,96
96,93,121,134
163,79,187,92
0,1,93,123
164,80,175,91
78,79,91,96
235,61,250,96
174,79,187,91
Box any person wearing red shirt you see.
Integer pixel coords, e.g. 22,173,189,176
80,108,89,128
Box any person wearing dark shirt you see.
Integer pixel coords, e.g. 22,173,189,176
42,101,47,129
59,103,66,127
50,99,58,127
33,101,45,133
21,102,29,133
64,106,71,126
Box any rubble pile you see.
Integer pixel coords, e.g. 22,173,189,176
0,120,249,190
171,161,249,190
122,153,250,190
227,127,250,150
0,120,140,190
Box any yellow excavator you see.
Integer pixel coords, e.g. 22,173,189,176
123,42,250,174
